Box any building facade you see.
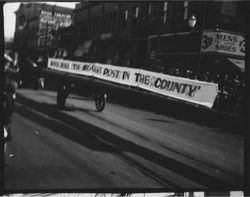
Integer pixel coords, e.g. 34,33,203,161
71,1,246,76
14,3,73,59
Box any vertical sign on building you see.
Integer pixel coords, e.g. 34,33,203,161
38,9,72,47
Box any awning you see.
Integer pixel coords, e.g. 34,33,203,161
227,58,245,72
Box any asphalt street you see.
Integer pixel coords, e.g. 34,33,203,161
4,88,244,190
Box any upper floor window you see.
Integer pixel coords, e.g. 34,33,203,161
163,2,168,23
121,9,128,30
94,16,99,33
26,3,31,8
132,6,140,27
111,12,117,32
148,3,156,19
107,13,113,32
148,3,152,15
124,9,129,20
103,14,108,33
183,1,189,20
81,20,86,33
134,6,140,18
221,2,237,17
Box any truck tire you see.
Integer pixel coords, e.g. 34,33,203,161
95,93,106,112
57,84,68,109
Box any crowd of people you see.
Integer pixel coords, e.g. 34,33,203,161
165,68,246,115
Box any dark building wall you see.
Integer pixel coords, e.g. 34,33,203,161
71,1,245,69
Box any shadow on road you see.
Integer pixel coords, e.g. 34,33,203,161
14,95,243,190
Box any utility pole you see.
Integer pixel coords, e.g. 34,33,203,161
196,1,207,80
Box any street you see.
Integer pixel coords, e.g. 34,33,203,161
4,88,244,190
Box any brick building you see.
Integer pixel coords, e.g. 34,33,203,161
14,3,73,59
71,1,246,76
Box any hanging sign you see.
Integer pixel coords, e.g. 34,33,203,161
201,30,245,57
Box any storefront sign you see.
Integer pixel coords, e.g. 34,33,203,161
48,58,218,108
41,10,71,19
39,10,72,32
201,30,245,57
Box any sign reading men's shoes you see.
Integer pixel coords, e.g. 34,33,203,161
201,30,245,58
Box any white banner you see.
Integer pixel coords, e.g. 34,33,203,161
92,63,139,87
48,58,218,108
135,69,218,108
201,30,245,57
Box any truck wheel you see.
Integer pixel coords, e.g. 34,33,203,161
57,84,68,109
95,93,107,112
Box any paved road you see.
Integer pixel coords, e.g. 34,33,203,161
4,89,244,190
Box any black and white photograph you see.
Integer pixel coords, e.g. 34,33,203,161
2,1,247,196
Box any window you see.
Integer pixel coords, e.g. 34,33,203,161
112,12,117,32
132,6,140,26
102,14,108,33
135,6,140,18
148,3,152,15
81,20,86,33
221,2,237,17
121,9,128,30
26,3,31,8
109,12,117,32
148,3,156,19
92,17,96,33
183,1,189,20
96,16,100,32
108,13,112,32
162,2,168,23
124,9,128,20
